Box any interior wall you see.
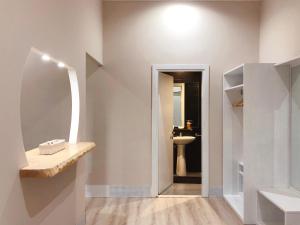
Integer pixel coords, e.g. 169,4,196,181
259,0,300,62
87,1,260,193
0,0,103,224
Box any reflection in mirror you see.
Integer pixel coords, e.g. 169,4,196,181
173,83,185,128
291,65,300,191
21,49,72,151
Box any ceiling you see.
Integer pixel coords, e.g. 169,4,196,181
104,0,261,2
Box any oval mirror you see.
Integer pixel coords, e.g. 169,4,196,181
21,48,78,151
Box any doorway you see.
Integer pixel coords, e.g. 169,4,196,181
151,64,209,197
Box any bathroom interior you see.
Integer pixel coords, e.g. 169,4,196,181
159,71,202,196
3,1,300,225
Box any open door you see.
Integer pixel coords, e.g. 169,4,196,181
158,73,174,194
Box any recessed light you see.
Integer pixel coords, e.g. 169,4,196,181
42,54,50,61
58,62,65,68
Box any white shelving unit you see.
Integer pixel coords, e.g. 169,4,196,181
224,84,244,92
223,64,290,224
224,193,244,219
256,57,300,225
223,65,244,221
258,189,300,225
275,55,300,67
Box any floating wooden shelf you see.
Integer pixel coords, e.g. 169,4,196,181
20,142,95,178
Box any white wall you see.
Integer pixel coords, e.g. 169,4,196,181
260,0,300,62
0,0,102,224
87,1,260,193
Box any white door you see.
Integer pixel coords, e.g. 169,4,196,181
158,73,174,194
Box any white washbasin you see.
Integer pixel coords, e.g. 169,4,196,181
173,136,195,145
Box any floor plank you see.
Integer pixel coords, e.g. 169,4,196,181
86,197,243,225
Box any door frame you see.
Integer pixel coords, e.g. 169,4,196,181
151,64,210,197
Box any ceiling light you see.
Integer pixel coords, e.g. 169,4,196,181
58,62,65,68
41,54,50,61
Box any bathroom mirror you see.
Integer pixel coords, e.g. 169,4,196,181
173,83,185,128
21,48,73,151
291,65,300,191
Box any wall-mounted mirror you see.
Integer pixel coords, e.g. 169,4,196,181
173,83,185,128
291,65,300,191
21,48,79,151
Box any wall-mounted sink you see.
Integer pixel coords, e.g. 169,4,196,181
174,136,196,176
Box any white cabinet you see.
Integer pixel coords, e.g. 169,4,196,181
223,64,290,224
255,57,300,225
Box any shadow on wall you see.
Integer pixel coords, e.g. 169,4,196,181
1,165,77,225
85,53,104,184
20,166,76,218
86,53,102,79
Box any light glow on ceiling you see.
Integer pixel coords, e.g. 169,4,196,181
41,54,50,61
58,62,65,68
163,4,199,35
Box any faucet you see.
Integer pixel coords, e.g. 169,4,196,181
180,132,182,137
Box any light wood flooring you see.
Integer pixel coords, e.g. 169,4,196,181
86,197,243,225
160,183,201,195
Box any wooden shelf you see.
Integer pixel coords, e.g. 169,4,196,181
20,142,95,178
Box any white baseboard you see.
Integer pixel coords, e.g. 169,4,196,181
209,187,223,196
86,185,222,198
86,185,152,197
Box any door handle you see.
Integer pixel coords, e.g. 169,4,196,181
195,133,201,137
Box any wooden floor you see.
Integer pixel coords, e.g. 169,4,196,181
86,197,243,225
160,183,201,195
